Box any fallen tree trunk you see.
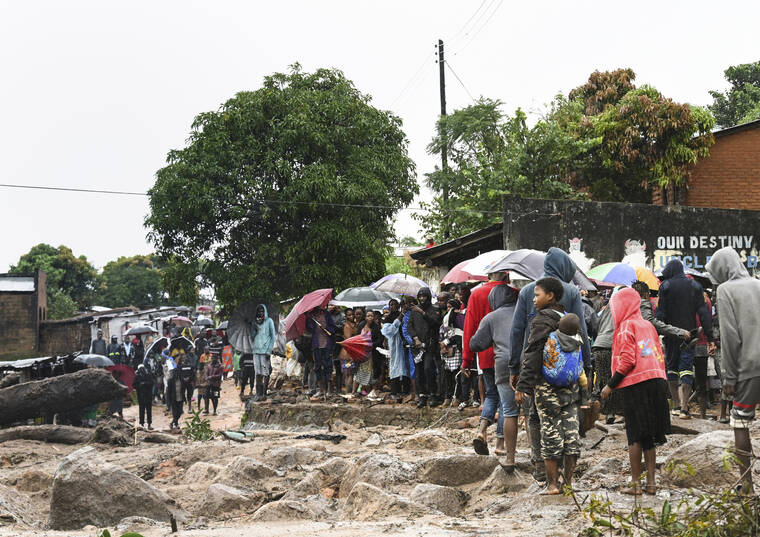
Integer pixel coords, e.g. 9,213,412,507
0,369,127,425
0,425,93,444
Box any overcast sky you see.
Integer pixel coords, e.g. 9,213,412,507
1,1,758,273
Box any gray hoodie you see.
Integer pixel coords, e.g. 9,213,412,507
469,284,517,385
705,247,760,384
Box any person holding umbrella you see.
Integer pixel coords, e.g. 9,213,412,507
251,304,276,402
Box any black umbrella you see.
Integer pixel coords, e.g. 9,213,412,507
73,354,115,367
228,300,280,354
169,336,195,353
489,249,596,291
194,318,215,327
144,336,170,357
125,325,158,336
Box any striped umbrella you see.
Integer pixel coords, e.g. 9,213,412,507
337,333,373,363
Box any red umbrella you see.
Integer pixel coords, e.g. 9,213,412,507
284,288,333,341
197,305,214,312
107,364,135,392
338,333,373,363
441,260,488,284
171,316,192,327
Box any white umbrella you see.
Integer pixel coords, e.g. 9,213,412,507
463,250,512,277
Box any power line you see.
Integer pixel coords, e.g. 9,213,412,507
447,0,488,44
390,48,436,108
453,0,504,56
446,61,476,102
0,182,511,215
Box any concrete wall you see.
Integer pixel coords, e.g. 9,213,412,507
0,291,38,357
504,197,760,275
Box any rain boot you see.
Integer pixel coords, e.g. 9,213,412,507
262,376,269,401
252,375,261,402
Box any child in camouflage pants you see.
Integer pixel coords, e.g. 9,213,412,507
515,277,581,495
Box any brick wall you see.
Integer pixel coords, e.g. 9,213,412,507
685,126,760,210
39,318,91,355
0,292,37,356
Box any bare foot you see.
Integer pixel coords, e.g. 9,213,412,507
622,483,643,495
540,485,561,495
644,484,657,495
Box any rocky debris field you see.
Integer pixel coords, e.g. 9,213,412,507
0,381,757,537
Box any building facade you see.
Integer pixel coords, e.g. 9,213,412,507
0,270,47,359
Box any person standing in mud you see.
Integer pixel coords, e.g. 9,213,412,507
166,368,184,430
407,287,442,408
251,304,276,402
205,355,224,415
134,364,155,429
239,353,256,399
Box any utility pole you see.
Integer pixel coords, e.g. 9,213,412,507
438,38,450,239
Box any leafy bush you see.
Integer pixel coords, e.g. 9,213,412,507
182,409,215,441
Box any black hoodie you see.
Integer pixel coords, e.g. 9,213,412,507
407,287,442,348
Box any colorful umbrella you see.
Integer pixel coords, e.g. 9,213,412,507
107,364,135,392
370,273,429,296
197,305,214,312
337,333,373,363
634,267,660,291
284,288,333,341
170,316,193,327
441,260,488,284
586,263,637,286
463,250,512,277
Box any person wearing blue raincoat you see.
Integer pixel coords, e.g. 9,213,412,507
382,305,411,403
251,304,276,401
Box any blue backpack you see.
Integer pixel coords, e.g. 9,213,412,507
542,331,583,387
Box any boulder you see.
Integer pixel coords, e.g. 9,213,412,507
418,454,500,486
47,446,185,530
582,457,624,482
183,462,223,484
251,495,334,521
662,430,739,489
339,453,415,497
363,433,383,447
214,456,281,488
282,471,322,500
410,483,467,516
315,456,350,482
342,482,429,521
284,457,351,500
476,466,531,495
198,484,264,517
397,430,451,451
115,516,163,534
265,447,325,469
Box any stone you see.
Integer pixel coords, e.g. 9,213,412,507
47,446,185,530
397,430,450,451
184,462,223,484
662,430,739,489
265,447,325,469
409,483,467,516
281,471,321,500
342,482,429,521
251,495,334,521
115,516,163,533
214,456,281,488
198,484,264,517
447,416,480,429
320,487,336,499
0,483,35,525
14,469,53,493
363,433,382,447
582,457,624,482
418,454,500,486
315,456,350,481
476,466,531,495
339,453,416,497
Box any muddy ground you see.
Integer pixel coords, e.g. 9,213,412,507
0,377,756,537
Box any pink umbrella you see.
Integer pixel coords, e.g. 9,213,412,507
441,260,488,284
197,305,214,313
171,316,192,327
284,288,333,341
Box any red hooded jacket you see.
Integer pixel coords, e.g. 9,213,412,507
610,287,667,389
462,280,505,370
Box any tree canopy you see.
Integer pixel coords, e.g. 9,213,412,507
146,65,417,308
10,244,98,317
709,60,760,128
96,255,165,309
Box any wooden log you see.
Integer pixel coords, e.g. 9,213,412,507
0,425,93,444
0,369,127,425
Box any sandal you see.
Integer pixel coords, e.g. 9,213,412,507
473,434,489,455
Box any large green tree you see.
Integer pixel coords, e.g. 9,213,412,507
146,65,417,308
97,255,165,309
566,69,715,202
10,244,98,317
416,98,582,240
709,60,760,128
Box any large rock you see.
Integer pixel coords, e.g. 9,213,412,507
284,457,351,500
410,483,467,516
265,447,325,469
662,431,739,489
0,483,35,525
342,482,429,521
476,466,531,495
47,446,185,530
418,454,500,486
214,456,281,488
397,430,451,451
198,484,263,517
339,453,415,497
251,495,334,521
183,462,223,484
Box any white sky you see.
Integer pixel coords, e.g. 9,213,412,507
1,0,758,272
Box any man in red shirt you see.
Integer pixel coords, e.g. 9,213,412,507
462,270,508,454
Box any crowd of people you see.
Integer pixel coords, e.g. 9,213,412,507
79,245,758,495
